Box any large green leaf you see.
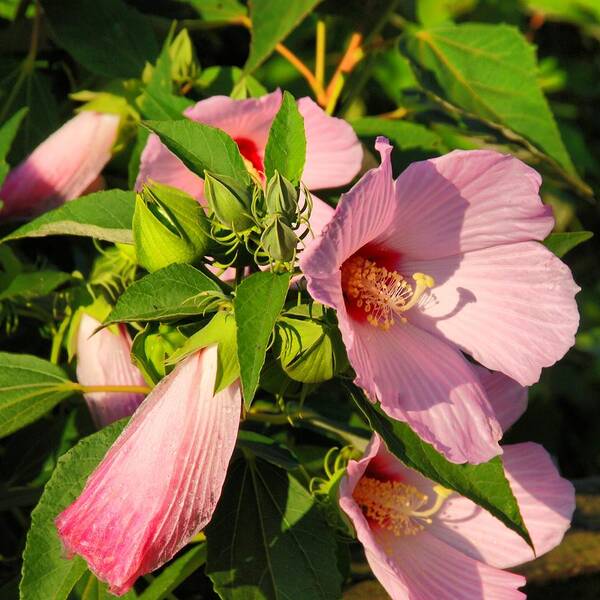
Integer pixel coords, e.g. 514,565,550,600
404,23,574,172
106,264,222,323
543,231,593,258
206,457,342,600
264,91,306,185
143,120,250,184
2,190,135,244
351,388,532,547
233,271,290,408
0,353,74,439
43,0,159,78
243,0,322,74
20,420,126,600
0,107,27,186
0,270,71,301
351,117,444,152
183,0,247,22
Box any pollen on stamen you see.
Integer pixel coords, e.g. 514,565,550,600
353,476,429,537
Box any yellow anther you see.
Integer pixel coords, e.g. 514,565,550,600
340,256,435,330
353,477,451,537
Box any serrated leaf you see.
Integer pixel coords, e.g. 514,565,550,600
2,190,135,244
264,91,306,185
43,0,159,78
351,117,444,151
233,271,290,408
404,23,574,172
243,0,322,74
143,120,250,184
138,544,206,600
206,457,342,600
543,231,593,258
106,263,222,323
350,388,533,548
19,421,126,600
0,353,74,439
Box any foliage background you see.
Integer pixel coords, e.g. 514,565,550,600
1,0,600,598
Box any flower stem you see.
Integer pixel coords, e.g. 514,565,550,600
275,42,327,105
324,32,363,114
315,19,326,87
65,383,152,395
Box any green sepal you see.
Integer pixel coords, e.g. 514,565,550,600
204,171,256,232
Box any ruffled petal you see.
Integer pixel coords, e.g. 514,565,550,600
56,347,241,595
405,241,580,385
76,314,146,428
476,367,528,432
379,149,553,260
429,442,574,569
348,320,502,464
135,133,204,201
298,97,363,190
300,137,395,309
1,111,118,219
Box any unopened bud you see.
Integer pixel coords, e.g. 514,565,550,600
204,171,255,232
260,215,298,262
265,171,298,222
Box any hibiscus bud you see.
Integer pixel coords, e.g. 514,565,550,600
133,181,211,273
169,29,200,86
204,171,255,232
265,171,298,222
260,215,298,262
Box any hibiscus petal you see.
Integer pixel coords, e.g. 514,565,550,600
348,320,502,463
76,314,146,428
379,149,553,260
184,90,282,152
298,97,363,190
56,347,241,595
475,367,528,432
1,111,119,219
300,137,395,309
135,133,204,200
429,442,574,569
405,241,580,385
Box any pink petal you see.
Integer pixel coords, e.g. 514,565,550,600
184,90,282,154
379,149,553,261
135,133,204,201
76,314,146,428
298,97,362,190
405,241,580,385
429,442,574,569
56,347,241,595
476,367,528,432
348,320,502,464
300,137,396,309
1,111,119,219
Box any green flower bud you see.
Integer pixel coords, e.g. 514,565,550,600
169,29,200,86
260,215,298,263
204,171,255,232
265,171,299,222
133,181,211,273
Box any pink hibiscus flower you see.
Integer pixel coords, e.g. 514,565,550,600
56,346,241,595
339,374,574,600
76,314,147,428
0,111,119,219
300,137,579,464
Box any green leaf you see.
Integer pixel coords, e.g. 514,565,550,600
43,0,159,78
206,457,342,600
350,388,533,548
73,572,137,600
167,311,239,393
233,271,290,408
0,107,27,185
351,117,444,151
143,120,250,184
264,91,306,185
183,0,247,22
237,430,300,470
543,231,593,258
404,23,574,171
106,263,222,323
196,66,267,98
0,270,71,301
19,420,127,600
243,0,322,74
138,544,206,600
137,87,193,120
0,353,73,439
2,190,135,244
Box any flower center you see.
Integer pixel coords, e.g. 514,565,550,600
234,137,264,181
353,476,451,537
340,255,434,330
